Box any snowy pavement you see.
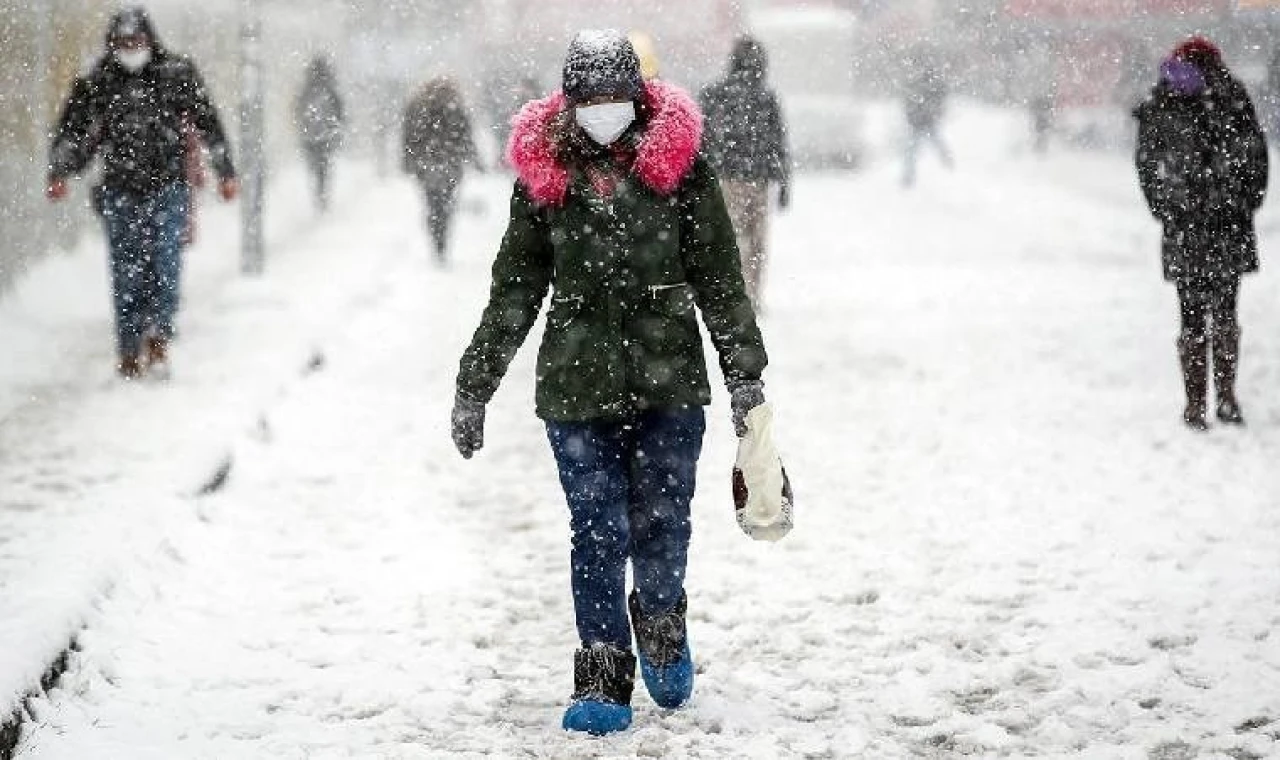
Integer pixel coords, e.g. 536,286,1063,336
7,105,1280,758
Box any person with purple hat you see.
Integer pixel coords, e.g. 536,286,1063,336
1134,37,1268,430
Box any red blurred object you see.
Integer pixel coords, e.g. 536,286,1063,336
1173,36,1223,63
45,179,68,201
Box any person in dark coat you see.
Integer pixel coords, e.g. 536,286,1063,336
46,6,237,380
699,35,791,309
294,56,345,212
1135,37,1268,430
451,30,768,736
902,53,953,187
401,76,478,264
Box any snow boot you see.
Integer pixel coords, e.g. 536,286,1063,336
117,354,143,381
1212,326,1244,426
562,642,635,735
145,335,171,381
1177,330,1209,432
630,591,694,709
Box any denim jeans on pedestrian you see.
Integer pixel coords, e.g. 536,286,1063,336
546,407,706,651
100,182,190,359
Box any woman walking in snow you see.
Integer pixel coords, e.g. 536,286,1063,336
1135,38,1268,430
451,30,768,735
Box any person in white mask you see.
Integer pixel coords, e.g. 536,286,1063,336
46,6,238,380
452,29,770,736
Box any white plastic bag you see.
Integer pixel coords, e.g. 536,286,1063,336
732,403,794,542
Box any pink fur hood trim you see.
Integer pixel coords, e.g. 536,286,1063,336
505,79,703,207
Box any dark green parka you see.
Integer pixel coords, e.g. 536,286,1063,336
457,81,766,422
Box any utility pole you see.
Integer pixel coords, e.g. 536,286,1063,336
239,0,266,275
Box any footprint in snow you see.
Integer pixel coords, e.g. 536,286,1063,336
1149,633,1198,651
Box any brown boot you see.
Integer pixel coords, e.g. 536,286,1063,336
146,335,168,366
1177,330,1208,431
117,355,143,380
145,335,172,381
1212,326,1244,425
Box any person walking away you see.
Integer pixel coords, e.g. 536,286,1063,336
1030,93,1055,154
1135,37,1268,430
294,56,345,213
451,30,769,735
699,35,790,311
46,6,238,381
402,77,478,264
902,54,953,187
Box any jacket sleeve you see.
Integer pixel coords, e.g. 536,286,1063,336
1134,104,1167,221
1232,90,1268,214
179,59,236,181
456,183,554,403
680,158,768,390
48,76,100,181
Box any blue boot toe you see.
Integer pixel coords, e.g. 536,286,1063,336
639,641,694,709
562,699,633,735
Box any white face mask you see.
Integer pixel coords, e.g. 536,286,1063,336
116,48,152,72
575,101,636,146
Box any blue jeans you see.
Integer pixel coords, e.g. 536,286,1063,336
101,183,190,358
546,407,706,650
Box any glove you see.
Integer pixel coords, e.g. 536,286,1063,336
451,392,486,459
778,182,791,210
730,381,766,438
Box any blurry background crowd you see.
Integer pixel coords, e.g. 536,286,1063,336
4,0,1280,290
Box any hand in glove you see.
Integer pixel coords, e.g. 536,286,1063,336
451,393,486,459
730,381,766,438
778,182,791,210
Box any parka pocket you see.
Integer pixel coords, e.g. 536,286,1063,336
648,282,695,318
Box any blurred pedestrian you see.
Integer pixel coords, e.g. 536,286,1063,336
628,30,661,81
46,6,237,381
699,35,791,310
451,30,768,736
1029,93,1055,154
1134,37,1268,430
294,56,345,212
401,76,478,264
902,52,953,187
1264,48,1280,143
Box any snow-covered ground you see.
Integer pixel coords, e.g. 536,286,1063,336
6,104,1280,758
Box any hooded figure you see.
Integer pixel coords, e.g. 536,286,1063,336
451,29,768,736
294,56,345,211
1135,37,1268,429
699,36,791,310
46,6,237,380
401,76,478,262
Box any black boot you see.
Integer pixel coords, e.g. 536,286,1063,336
1177,330,1209,431
1212,326,1244,425
630,591,694,708
562,642,635,735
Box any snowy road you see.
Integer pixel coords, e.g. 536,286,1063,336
14,107,1280,759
